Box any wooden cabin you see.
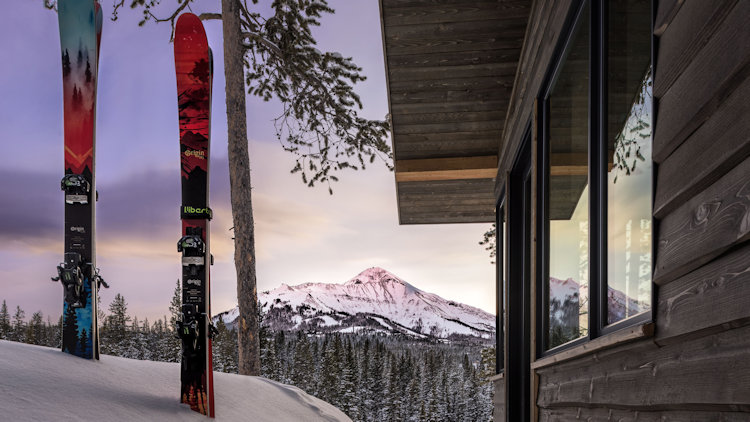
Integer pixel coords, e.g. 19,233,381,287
379,0,750,419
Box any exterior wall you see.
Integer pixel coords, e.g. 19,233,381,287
534,0,750,418
491,374,505,421
496,0,750,419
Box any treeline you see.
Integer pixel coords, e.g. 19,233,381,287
0,300,60,347
253,329,495,422
1,292,495,422
0,294,181,362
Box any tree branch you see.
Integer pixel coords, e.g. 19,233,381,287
199,13,222,21
242,32,282,56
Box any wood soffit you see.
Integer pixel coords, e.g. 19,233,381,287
380,0,532,224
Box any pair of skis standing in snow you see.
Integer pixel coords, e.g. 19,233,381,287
53,1,215,416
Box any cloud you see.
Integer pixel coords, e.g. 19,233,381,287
0,168,61,246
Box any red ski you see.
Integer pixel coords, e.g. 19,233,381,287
174,12,215,417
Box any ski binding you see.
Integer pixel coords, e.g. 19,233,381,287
178,229,205,272
60,174,90,204
51,252,86,308
176,303,201,354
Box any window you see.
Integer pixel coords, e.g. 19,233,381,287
606,0,652,325
544,5,590,349
540,0,652,353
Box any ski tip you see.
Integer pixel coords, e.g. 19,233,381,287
95,2,103,33
175,13,203,32
174,13,208,52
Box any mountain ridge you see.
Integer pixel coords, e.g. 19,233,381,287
216,267,495,344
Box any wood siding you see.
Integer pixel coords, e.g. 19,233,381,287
530,0,750,418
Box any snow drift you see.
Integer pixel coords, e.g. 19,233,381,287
0,340,351,421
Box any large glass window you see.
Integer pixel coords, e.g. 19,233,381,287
546,7,590,349
541,0,652,353
606,0,652,325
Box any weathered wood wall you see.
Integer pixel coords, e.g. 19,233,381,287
492,374,506,421
531,0,750,418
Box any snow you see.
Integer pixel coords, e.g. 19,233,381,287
0,340,351,422
219,306,239,325
316,315,340,327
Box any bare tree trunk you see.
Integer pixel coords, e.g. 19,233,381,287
221,0,260,376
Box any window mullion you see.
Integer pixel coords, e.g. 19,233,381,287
588,0,607,340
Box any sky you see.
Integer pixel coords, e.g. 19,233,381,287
0,0,496,323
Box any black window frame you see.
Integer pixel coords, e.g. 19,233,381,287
507,129,532,421
537,0,655,357
495,195,505,375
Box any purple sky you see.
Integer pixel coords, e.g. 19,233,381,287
1,0,495,323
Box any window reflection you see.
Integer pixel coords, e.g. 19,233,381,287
607,0,652,325
547,6,589,349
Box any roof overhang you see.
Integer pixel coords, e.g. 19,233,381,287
379,0,532,224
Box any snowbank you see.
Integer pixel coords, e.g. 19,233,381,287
0,340,351,421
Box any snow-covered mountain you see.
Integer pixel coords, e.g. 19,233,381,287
216,267,495,343
549,277,646,323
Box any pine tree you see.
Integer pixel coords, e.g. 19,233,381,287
0,300,10,340
213,318,238,373
54,315,63,348
407,359,421,422
359,337,371,422
106,293,131,354
318,334,342,406
369,340,386,420
291,331,314,393
26,311,45,345
339,337,357,418
386,351,401,422
11,305,26,343
260,319,277,378
271,330,287,382
166,280,181,360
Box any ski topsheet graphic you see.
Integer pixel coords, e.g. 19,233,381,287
174,13,215,417
53,0,105,360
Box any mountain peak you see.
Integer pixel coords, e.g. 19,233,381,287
345,267,406,286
